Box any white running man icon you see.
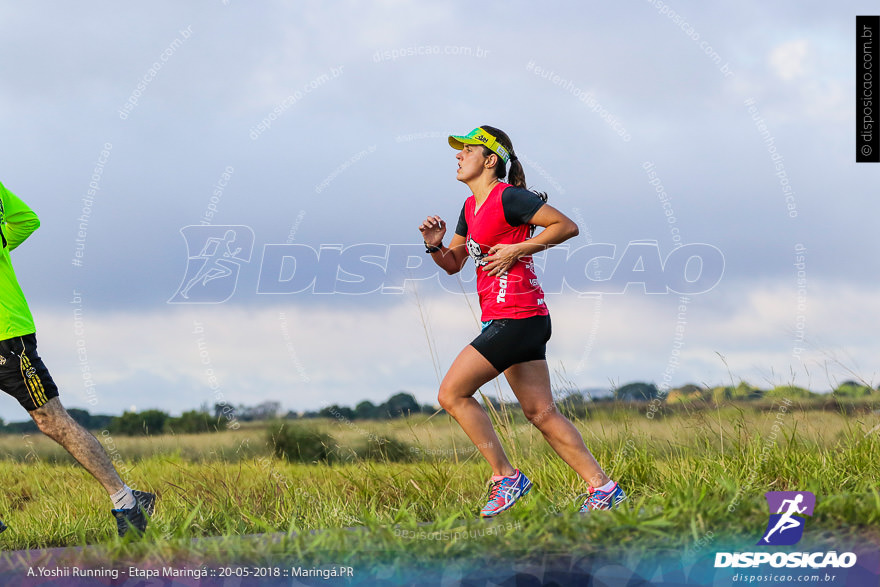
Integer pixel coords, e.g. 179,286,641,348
180,230,242,299
762,493,807,543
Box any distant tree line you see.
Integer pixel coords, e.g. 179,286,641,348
0,408,222,436
296,392,435,420
0,408,116,434
0,382,875,436
0,392,435,436
578,380,879,403
660,380,878,403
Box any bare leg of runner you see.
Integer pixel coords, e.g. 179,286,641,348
504,360,610,487
29,397,125,493
438,345,516,477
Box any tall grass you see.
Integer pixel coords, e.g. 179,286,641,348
0,404,877,562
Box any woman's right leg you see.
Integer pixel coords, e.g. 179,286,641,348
503,360,610,487
437,345,515,477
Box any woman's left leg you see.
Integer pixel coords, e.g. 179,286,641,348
503,359,610,487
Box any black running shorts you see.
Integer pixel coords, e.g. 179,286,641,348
0,333,59,411
470,315,552,373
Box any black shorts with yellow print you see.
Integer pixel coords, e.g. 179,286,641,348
0,333,59,411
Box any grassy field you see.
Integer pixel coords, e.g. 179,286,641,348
0,399,878,570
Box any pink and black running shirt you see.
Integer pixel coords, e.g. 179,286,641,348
454,182,550,321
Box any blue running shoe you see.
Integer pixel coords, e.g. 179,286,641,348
480,469,532,518
578,482,626,512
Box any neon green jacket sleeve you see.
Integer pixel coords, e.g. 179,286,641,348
0,182,40,250
0,181,37,338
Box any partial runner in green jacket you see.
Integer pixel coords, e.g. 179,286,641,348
0,180,156,538
0,183,39,339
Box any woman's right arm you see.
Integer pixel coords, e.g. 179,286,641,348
433,233,468,275
419,216,469,275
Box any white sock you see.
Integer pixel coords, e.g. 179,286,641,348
596,480,616,493
110,484,136,510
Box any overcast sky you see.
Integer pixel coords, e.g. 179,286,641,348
0,1,876,420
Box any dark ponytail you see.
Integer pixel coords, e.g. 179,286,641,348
479,125,548,202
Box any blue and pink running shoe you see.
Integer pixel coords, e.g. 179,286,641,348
578,482,627,512
480,469,532,517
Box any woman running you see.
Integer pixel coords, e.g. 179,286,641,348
418,125,625,516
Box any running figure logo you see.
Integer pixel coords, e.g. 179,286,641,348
168,225,254,303
758,491,815,546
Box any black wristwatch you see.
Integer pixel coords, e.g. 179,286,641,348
424,241,442,253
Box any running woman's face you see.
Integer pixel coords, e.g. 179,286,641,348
456,144,490,183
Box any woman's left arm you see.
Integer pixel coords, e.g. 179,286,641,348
482,204,578,276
